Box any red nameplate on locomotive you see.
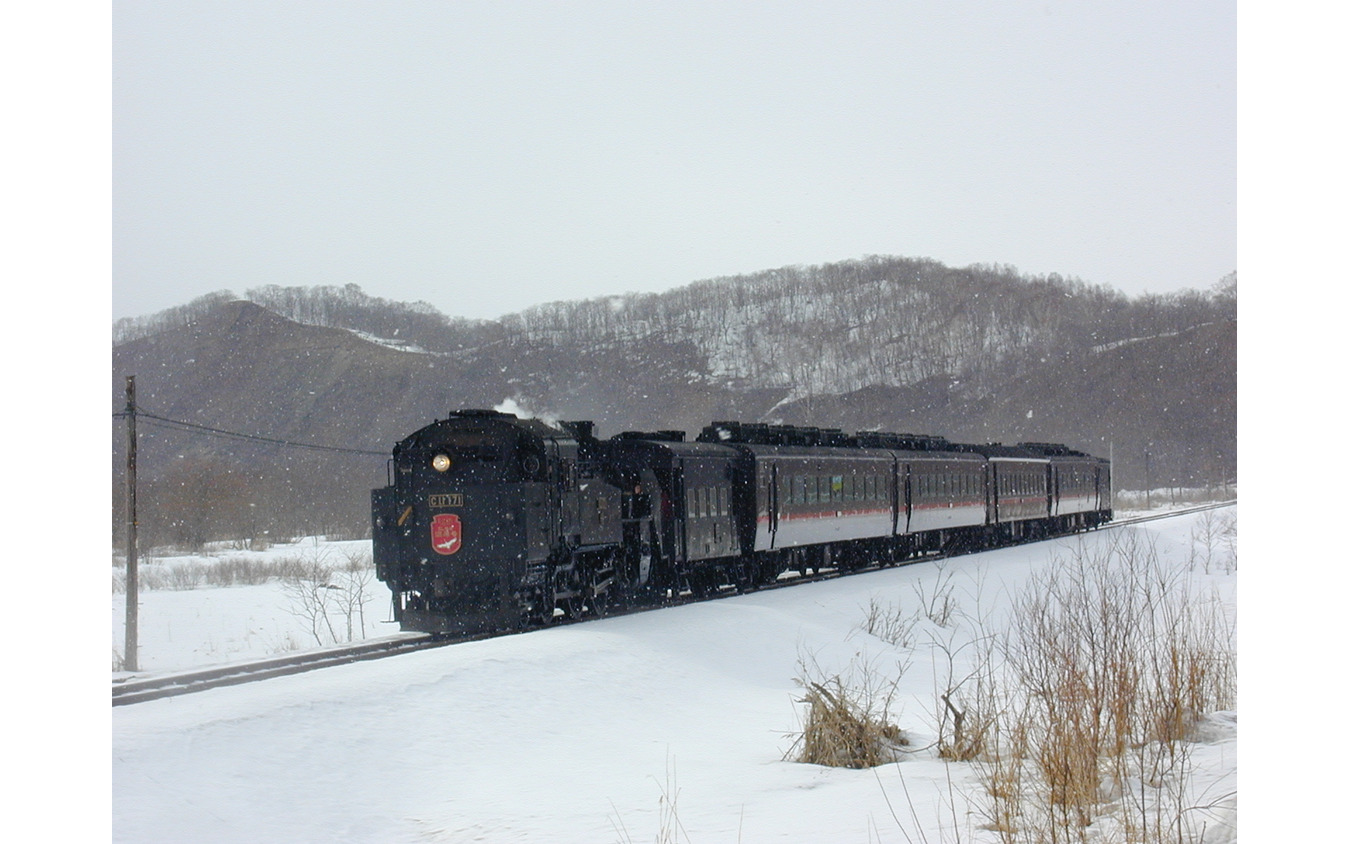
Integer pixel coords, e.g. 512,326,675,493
431,513,463,555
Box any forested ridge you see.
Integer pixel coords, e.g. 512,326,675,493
112,255,1235,549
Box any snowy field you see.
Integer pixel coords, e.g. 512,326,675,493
111,537,396,674
108,507,1241,843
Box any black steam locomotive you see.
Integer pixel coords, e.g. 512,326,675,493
371,409,1112,635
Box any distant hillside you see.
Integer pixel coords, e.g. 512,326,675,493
111,256,1236,549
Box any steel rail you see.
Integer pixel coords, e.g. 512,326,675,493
112,635,440,706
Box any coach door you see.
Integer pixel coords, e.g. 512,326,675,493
768,462,780,549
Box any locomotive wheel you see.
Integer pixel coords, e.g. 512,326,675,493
558,596,583,620
585,571,615,617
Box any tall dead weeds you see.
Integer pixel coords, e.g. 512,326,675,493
966,531,1236,843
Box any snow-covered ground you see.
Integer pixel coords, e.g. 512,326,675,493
111,537,392,674
108,508,1239,843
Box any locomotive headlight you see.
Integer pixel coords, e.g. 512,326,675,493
431,453,453,472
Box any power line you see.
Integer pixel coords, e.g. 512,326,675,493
114,407,388,457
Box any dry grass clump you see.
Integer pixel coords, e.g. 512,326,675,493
788,654,910,768
796,679,911,768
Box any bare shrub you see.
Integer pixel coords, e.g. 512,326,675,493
967,531,1236,842
333,560,373,642
932,636,1001,764
134,565,171,591
1219,511,1237,573
269,553,314,581
858,595,921,648
1189,509,1237,575
280,547,375,647
914,564,960,627
166,562,203,591
970,710,1031,843
281,554,341,647
110,543,377,594
788,652,910,768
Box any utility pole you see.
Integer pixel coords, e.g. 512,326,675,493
1109,440,1114,512
124,376,139,672
1144,448,1151,511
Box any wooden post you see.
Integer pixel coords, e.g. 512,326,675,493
124,376,139,672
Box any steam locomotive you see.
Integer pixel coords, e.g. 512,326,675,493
371,409,1112,635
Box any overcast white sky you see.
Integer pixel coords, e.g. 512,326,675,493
112,1,1236,322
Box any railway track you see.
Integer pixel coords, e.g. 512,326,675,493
113,501,1234,707
112,635,440,706
1113,499,1234,526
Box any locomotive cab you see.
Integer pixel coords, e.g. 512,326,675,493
371,409,625,634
